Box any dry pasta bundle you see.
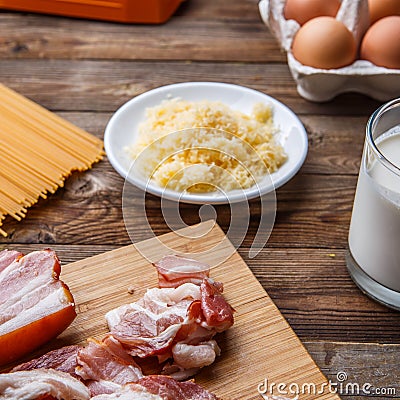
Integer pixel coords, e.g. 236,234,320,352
0,83,104,237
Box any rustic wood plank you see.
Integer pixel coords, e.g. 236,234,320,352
300,115,367,174
305,341,400,399
247,249,400,343
0,169,356,248
0,60,381,115
0,11,282,62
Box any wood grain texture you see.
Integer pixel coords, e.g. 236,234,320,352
0,167,356,249
0,12,282,62
0,60,381,115
305,341,400,399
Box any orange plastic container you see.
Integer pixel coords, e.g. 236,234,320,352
0,0,184,24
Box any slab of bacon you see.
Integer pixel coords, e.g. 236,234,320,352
0,249,76,366
106,255,234,379
0,369,90,399
0,250,22,273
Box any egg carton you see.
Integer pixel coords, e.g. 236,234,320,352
259,0,400,102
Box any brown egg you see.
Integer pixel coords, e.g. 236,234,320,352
292,17,357,69
361,16,400,69
284,0,341,25
368,0,400,24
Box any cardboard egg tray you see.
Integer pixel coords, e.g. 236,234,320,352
259,0,400,102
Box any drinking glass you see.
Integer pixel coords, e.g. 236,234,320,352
347,98,400,310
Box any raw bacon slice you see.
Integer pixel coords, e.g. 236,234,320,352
0,250,22,273
12,345,80,379
0,249,76,366
0,369,90,400
200,279,235,332
91,376,220,400
154,255,210,288
91,384,162,399
106,283,201,358
85,379,122,397
138,375,220,400
171,341,221,370
161,340,221,381
11,337,144,397
76,337,143,393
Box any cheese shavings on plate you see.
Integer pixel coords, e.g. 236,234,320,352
127,99,287,193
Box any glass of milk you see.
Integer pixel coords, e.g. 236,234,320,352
347,98,400,310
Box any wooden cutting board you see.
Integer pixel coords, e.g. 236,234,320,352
19,221,341,400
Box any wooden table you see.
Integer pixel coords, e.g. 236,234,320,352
0,1,399,398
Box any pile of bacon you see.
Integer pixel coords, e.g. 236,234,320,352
0,251,235,400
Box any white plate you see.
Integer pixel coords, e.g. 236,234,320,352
104,82,308,204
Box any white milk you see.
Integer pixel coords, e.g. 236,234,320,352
349,129,400,292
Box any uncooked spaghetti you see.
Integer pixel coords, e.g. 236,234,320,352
0,84,104,236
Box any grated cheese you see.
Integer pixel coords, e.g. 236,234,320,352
127,98,287,193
